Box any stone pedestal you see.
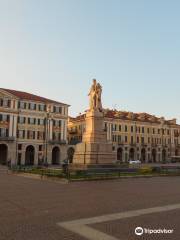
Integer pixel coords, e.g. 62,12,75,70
73,109,115,165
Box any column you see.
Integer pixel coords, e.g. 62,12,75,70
109,123,112,141
61,120,64,141
49,119,53,140
9,115,13,137
64,120,67,143
13,116,18,137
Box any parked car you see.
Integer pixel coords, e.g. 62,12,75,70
129,160,141,164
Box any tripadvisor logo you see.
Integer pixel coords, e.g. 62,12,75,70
135,227,174,236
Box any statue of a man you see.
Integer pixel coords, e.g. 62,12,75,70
88,79,97,109
88,79,102,111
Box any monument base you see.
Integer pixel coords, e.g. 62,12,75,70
73,142,116,165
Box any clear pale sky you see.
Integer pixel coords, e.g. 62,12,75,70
0,0,180,122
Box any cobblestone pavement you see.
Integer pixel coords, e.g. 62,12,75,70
0,167,180,240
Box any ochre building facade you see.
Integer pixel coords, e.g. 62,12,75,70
68,109,180,163
0,88,70,166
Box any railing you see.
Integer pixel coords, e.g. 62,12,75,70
9,165,180,182
48,140,66,145
68,139,81,145
0,136,15,141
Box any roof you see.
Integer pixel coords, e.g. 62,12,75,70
104,109,177,125
69,109,179,126
0,88,70,106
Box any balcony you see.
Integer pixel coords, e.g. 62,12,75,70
0,136,15,141
69,139,81,145
48,140,66,145
68,129,78,134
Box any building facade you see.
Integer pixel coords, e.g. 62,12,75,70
0,88,70,166
68,109,180,163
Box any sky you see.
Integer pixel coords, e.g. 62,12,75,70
0,0,180,122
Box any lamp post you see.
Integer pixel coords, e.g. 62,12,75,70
45,106,51,166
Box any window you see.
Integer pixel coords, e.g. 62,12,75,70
19,102,26,109
53,106,62,113
118,135,121,143
125,136,128,143
0,128,8,137
37,131,44,140
29,103,36,110
0,99,3,106
53,120,61,127
18,116,26,124
142,127,144,133
137,136,139,143
125,125,128,132
53,132,61,140
28,118,36,125
0,114,9,122
131,126,133,132
39,104,46,111
18,144,22,150
18,130,25,139
39,145,43,151
131,136,133,144
27,131,36,139
3,99,11,107
141,137,144,144
119,125,121,132
38,119,44,125
147,128,150,134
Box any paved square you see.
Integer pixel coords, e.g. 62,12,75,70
1,168,180,240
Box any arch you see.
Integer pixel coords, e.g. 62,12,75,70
52,146,60,165
129,148,135,160
162,149,166,162
25,145,35,166
117,147,123,162
152,149,157,163
141,148,146,162
0,144,8,165
67,147,75,163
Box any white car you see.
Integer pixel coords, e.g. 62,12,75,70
129,160,141,164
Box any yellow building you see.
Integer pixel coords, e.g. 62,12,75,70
68,109,180,163
0,88,70,166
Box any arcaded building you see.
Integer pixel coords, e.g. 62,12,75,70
0,88,69,166
68,109,180,163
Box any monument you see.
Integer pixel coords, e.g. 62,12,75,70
73,79,116,167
